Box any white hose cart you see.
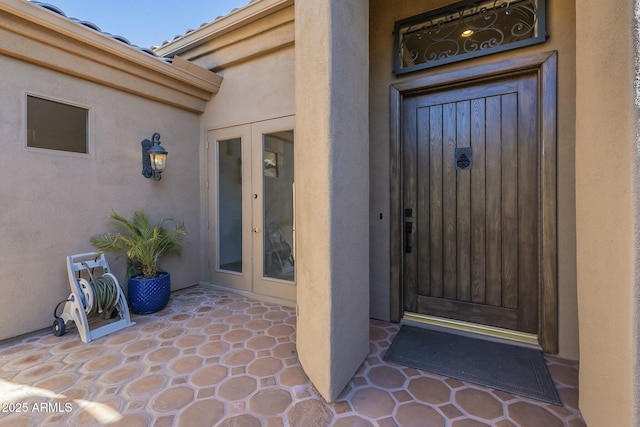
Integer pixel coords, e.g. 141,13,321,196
52,252,134,343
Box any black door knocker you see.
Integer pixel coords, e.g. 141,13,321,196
455,147,473,171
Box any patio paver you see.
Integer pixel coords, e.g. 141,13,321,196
0,285,585,426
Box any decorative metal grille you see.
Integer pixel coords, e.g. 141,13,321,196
394,0,546,74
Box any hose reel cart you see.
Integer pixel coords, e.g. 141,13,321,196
52,252,134,343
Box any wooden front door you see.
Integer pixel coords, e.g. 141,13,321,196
402,73,540,334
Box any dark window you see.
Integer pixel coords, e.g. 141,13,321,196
27,95,88,153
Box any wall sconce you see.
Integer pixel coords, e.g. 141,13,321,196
141,133,168,181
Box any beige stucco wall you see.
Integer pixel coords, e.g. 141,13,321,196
369,0,579,360
0,55,203,341
200,47,295,130
575,2,638,426
295,0,370,402
173,2,295,131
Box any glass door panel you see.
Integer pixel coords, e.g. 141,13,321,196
252,116,296,301
208,124,251,292
217,138,243,273
262,131,295,281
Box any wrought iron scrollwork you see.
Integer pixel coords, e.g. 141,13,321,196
395,0,544,74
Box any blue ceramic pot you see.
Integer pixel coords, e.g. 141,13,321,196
128,272,170,314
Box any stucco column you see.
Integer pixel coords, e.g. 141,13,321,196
294,0,370,401
575,1,639,425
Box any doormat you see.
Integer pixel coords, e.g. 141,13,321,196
384,325,562,405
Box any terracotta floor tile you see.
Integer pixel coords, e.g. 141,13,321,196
455,388,503,420
152,386,194,412
558,386,580,409
248,356,283,377
101,365,140,384
395,402,445,427
452,419,493,427
126,374,165,395
197,341,229,357
351,387,396,418
376,417,399,427
122,339,156,355
368,365,406,389
507,401,564,427
332,400,352,414
217,376,258,400
175,334,206,348
569,418,588,427
191,365,228,387
222,329,253,343
177,399,224,427
222,349,255,366
148,347,181,364
288,399,333,427
408,376,452,405
13,363,60,382
392,389,413,403
439,403,464,419
280,365,309,387
272,342,297,358
84,354,122,372
222,414,262,427
249,389,292,415
33,373,75,391
0,285,585,426
203,323,230,335
170,355,202,375
333,415,375,427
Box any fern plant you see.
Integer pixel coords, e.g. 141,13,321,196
90,211,187,279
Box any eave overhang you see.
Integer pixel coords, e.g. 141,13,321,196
0,0,223,113
153,0,293,60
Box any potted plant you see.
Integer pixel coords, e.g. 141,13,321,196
90,210,187,314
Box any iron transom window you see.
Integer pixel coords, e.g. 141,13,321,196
394,0,546,75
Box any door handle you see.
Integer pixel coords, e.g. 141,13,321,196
404,222,413,233
404,221,413,253
253,227,261,233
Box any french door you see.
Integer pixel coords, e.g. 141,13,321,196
207,116,295,301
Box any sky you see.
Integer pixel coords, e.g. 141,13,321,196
43,0,250,48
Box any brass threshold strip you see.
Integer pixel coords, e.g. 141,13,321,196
403,312,539,347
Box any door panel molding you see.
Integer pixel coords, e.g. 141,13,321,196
390,51,558,353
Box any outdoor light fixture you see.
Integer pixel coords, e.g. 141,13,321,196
141,132,168,181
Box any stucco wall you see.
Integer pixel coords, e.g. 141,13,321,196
575,2,638,425
200,47,295,130
294,0,370,402
0,55,203,341
369,0,579,360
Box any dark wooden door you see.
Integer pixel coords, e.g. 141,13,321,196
402,73,539,334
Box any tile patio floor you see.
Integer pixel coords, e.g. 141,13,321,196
0,285,585,426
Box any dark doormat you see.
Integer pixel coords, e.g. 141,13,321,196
384,325,562,405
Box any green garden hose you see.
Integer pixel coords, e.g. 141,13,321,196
83,263,119,318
